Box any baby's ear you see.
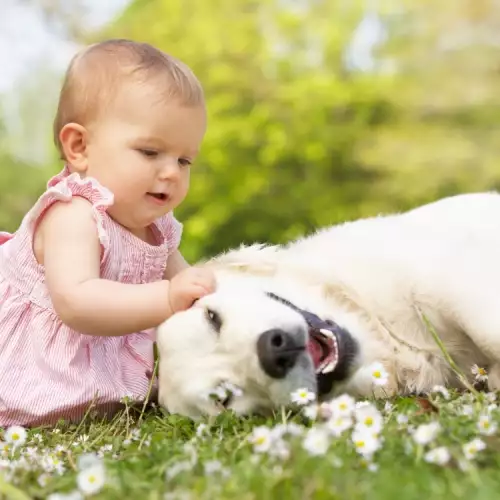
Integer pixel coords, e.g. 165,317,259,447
58,123,89,174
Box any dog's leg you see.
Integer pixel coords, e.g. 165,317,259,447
486,364,500,392
436,262,500,382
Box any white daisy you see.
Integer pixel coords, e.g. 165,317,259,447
196,423,209,439
485,392,497,403
271,422,303,439
487,403,498,414
204,385,228,402
327,416,352,437
351,428,381,458
396,414,409,426
248,426,273,453
317,402,334,420
76,434,89,445
77,452,101,471
424,446,450,466
220,381,243,398
431,385,450,400
204,460,224,475
458,458,473,472
303,404,318,421
42,454,65,474
165,461,192,480
463,438,486,460
4,426,27,447
478,414,497,436
268,439,291,461
471,364,488,382
291,388,316,406
460,405,474,417
76,462,106,495
130,428,141,441
355,401,371,409
412,422,440,445
37,473,50,487
354,403,384,434
0,441,11,457
368,362,389,386
330,394,356,418
302,427,330,456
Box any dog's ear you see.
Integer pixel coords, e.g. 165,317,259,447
203,243,281,276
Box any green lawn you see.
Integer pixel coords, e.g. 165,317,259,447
1,388,499,500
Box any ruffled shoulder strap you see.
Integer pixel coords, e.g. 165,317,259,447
25,167,114,252
155,212,183,254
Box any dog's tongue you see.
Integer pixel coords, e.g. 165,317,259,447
306,326,339,372
307,334,325,368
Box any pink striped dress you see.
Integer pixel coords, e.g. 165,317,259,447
0,166,182,427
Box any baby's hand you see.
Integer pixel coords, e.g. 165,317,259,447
168,267,216,314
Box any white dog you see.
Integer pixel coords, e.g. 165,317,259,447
156,192,500,418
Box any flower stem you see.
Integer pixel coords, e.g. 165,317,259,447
414,305,479,396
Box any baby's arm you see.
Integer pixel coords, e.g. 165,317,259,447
163,249,190,279
37,197,212,336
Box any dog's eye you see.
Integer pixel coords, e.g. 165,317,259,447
206,308,222,332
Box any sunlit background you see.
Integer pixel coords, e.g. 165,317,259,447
1,0,499,262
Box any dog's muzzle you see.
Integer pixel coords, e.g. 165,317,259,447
259,292,358,395
256,327,306,378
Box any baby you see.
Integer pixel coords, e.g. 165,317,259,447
0,39,216,427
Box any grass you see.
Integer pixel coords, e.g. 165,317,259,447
1,389,500,500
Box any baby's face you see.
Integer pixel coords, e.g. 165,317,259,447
83,81,206,236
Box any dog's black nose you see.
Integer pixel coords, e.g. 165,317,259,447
257,328,305,379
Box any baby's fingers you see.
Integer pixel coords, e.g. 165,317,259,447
186,284,214,308
191,269,217,294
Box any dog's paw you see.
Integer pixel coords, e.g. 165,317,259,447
371,377,398,399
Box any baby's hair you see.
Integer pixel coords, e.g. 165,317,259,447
53,38,205,159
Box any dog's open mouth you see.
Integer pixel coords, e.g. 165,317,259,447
307,327,339,375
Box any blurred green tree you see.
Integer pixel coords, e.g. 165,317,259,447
102,0,395,261
2,0,500,262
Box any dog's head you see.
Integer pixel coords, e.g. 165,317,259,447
156,272,362,418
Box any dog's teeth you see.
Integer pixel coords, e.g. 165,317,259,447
319,328,334,339
321,361,336,374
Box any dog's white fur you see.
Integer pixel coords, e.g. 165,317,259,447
157,193,500,418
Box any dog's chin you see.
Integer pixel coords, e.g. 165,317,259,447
257,329,359,412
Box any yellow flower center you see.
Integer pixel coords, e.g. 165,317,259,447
11,433,19,441
355,440,365,449
479,368,487,376
339,403,347,410
88,475,96,484
373,370,381,378
364,417,373,426
255,436,267,445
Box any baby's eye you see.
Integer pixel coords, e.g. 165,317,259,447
138,149,159,158
179,158,192,167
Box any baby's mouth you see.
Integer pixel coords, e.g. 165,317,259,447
147,192,169,203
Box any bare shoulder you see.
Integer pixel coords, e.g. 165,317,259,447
34,196,98,266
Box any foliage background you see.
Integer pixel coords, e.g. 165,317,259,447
2,0,500,263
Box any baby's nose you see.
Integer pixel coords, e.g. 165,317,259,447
159,161,182,180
